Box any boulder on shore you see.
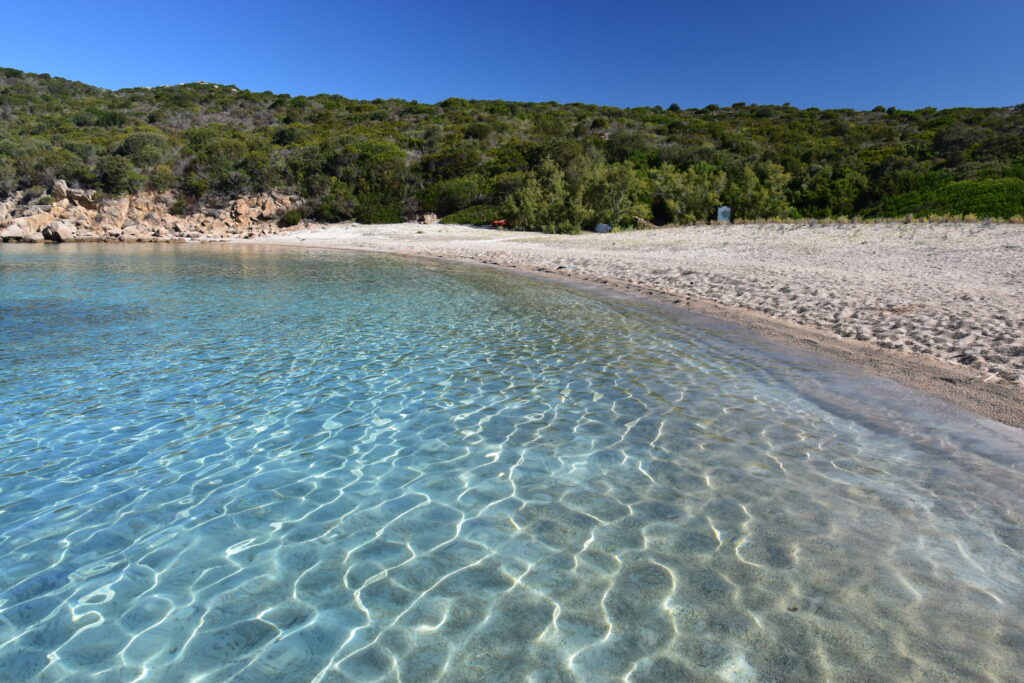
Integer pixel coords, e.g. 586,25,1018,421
67,187,98,210
12,212,54,234
257,197,277,220
42,221,77,242
52,179,69,201
117,225,138,241
93,197,130,234
1,225,26,242
50,179,98,210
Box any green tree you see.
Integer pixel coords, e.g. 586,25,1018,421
346,140,410,222
2,67,1024,226
650,162,727,224
503,157,585,233
0,157,16,196
724,163,793,219
116,131,171,167
149,164,176,192
425,175,486,216
96,155,141,195
315,177,357,222
578,159,652,228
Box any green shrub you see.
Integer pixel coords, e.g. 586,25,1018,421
96,155,141,195
169,198,189,216
181,173,209,199
149,164,176,192
96,110,127,127
650,162,725,224
280,209,302,226
439,204,503,225
4,66,1024,233
71,111,96,126
354,196,403,224
417,174,488,216
314,178,356,222
871,178,1024,218
502,157,585,234
116,131,171,166
22,185,45,203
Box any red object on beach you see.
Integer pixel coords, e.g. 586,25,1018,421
491,219,507,227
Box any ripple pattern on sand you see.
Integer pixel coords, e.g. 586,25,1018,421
0,244,1022,682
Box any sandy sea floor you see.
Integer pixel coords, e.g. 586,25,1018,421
252,221,1024,427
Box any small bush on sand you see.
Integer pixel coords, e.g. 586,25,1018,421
873,178,1024,219
440,204,503,225
280,209,302,227
354,196,403,224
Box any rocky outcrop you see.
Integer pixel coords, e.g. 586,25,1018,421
15,211,54,234
94,197,130,233
0,181,308,244
50,180,99,210
69,189,98,210
258,197,278,220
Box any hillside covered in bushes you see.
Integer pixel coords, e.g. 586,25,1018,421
1,67,1022,232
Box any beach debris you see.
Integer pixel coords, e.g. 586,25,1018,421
717,206,732,223
595,223,612,233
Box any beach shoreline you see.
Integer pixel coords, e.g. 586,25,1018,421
248,221,1024,429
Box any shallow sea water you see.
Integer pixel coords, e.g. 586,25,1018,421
0,243,1022,682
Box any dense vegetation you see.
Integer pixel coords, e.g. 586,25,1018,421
2,67,1022,232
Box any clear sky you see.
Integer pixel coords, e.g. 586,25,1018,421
2,0,1021,110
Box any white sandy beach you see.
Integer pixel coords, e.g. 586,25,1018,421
255,221,1024,426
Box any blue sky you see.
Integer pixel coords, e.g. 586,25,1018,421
2,0,1021,109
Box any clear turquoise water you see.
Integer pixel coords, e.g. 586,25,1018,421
0,243,1022,682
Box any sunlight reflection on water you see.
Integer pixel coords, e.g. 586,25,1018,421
0,243,1021,682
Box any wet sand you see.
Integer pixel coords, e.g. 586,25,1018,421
252,221,1024,428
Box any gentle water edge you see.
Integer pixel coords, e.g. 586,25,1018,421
1,243,1022,681
253,220,1024,430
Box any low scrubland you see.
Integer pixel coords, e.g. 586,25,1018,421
2,67,1023,233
